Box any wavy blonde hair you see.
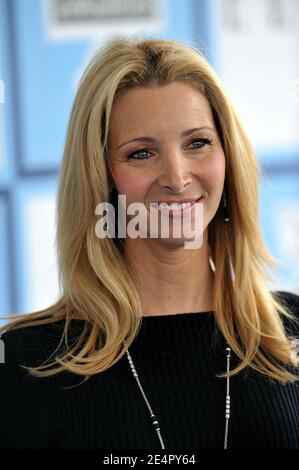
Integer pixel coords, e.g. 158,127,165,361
1,36,298,384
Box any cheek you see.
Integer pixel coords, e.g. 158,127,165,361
112,167,151,203
200,151,226,190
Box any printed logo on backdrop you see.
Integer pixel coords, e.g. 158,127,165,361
221,0,299,31
45,0,166,40
218,0,299,151
43,0,166,101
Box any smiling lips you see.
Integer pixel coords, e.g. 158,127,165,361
150,196,202,211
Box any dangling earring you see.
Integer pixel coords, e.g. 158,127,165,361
229,258,235,282
208,245,216,273
209,255,216,273
223,192,230,222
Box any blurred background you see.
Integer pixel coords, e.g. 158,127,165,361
0,0,298,324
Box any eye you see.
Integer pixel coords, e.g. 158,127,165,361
127,149,151,160
127,137,212,160
188,137,212,149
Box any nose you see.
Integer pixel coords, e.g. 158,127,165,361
157,150,192,193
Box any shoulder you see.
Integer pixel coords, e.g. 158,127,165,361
0,320,69,448
0,318,85,369
272,290,299,315
0,318,88,409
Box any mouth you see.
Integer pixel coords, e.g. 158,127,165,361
149,196,203,214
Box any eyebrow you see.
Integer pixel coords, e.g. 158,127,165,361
116,126,216,150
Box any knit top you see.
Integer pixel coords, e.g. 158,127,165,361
0,291,298,449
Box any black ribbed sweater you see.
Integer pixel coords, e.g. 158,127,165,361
0,291,298,449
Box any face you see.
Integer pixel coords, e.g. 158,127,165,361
107,81,226,247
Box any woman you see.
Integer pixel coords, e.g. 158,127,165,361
0,37,298,450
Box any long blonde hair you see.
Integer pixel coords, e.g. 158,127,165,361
1,36,298,384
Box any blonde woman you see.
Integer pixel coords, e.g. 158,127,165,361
0,37,298,450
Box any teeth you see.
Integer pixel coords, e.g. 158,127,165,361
158,202,169,209
157,202,192,210
150,200,198,211
169,203,181,210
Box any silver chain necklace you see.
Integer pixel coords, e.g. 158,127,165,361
126,345,231,449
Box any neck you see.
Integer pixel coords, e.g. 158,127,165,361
124,231,214,317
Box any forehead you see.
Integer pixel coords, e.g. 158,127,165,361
108,82,214,140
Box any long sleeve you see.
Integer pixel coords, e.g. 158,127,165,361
0,327,43,447
0,291,298,449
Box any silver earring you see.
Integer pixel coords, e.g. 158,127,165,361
209,256,216,273
223,192,230,222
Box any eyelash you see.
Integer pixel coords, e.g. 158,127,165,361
127,138,213,160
